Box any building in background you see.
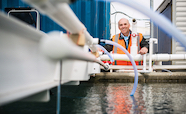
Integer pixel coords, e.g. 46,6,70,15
110,1,151,39
0,0,110,41
153,0,186,65
2,0,184,66
110,0,164,39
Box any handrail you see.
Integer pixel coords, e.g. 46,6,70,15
8,9,40,30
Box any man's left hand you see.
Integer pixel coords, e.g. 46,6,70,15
139,47,148,55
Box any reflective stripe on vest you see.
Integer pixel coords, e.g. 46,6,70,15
114,34,119,53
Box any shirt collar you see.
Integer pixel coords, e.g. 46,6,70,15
120,32,129,40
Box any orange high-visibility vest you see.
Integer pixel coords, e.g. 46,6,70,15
112,33,143,65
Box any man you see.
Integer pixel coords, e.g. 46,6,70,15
104,18,149,65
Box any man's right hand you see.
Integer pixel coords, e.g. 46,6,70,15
139,47,148,55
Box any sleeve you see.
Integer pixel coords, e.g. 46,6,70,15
140,36,149,50
103,44,113,52
103,38,113,52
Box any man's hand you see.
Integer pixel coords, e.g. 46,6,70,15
139,47,148,55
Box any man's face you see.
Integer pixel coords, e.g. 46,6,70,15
118,19,130,35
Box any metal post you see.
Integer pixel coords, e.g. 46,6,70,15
115,13,117,36
150,0,154,38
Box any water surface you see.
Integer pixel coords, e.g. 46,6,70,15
1,82,186,114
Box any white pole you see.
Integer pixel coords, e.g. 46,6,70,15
131,19,138,56
149,39,153,71
143,54,147,71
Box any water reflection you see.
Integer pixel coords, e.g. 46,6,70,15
73,83,186,114
142,83,186,114
1,83,186,114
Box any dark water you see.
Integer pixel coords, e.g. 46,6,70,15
1,82,186,114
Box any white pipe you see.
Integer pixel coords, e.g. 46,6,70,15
40,31,109,70
143,54,146,71
102,65,186,70
131,19,138,56
100,53,186,61
24,1,97,52
149,38,157,71
153,65,186,70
